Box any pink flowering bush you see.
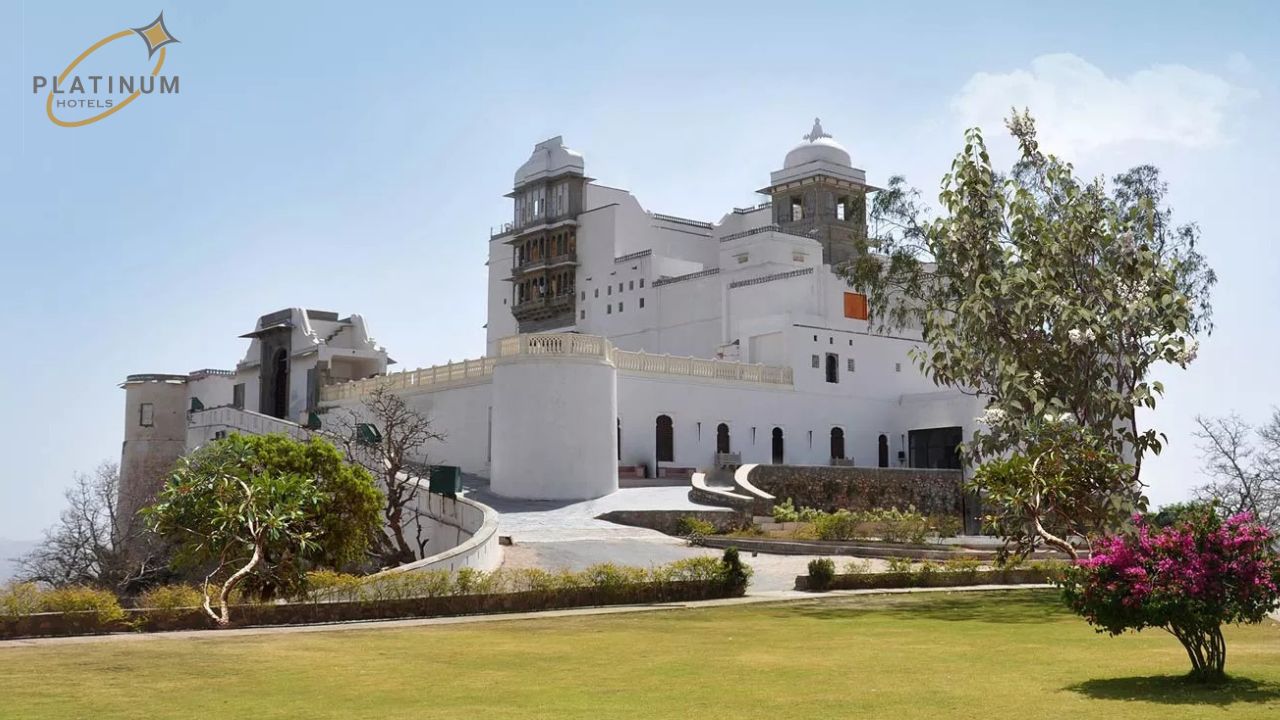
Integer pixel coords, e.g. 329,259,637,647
1060,506,1280,681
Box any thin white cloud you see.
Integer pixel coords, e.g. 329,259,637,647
952,53,1250,157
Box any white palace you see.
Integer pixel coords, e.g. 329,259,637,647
118,119,980,523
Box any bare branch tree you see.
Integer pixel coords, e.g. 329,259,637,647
17,462,169,591
1193,411,1280,531
329,386,445,567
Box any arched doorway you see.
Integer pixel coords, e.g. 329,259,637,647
830,427,845,460
878,434,889,467
716,423,730,454
270,348,289,419
655,415,674,464
771,427,784,464
825,353,839,383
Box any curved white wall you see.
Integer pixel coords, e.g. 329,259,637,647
375,492,501,577
490,353,618,499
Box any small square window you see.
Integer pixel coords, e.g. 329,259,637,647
594,288,599,298
811,355,820,368
580,310,585,320
214,430,227,440
829,337,833,345
618,283,623,292
847,358,856,372
629,280,634,290
580,291,585,301
607,305,612,314
139,402,154,427
639,297,645,308
813,335,818,342
848,339,853,346
619,302,624,312
639,278,645,288
895,363,902,372
608,286,612,296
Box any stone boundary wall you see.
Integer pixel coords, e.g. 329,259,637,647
1,581,736,640
596,509,744,536
745,465,965,517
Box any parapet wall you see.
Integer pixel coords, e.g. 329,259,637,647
744,465,965,517
377,491,501,576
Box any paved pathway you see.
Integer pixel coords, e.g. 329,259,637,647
464,484,876,592
0,585,1051,648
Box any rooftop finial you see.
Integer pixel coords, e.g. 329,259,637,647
804,117,830,142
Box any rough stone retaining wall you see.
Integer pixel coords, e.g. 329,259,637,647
745,465,965,516
596,509,744,536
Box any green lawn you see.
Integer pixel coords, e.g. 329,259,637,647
1,590,1277,719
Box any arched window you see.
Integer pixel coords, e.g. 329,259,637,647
655,415,674,463
878,434,889,468
825,353,839,384
771,427,784,464
830,427,845,460
716,423,731,454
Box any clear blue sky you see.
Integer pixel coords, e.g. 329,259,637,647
2,1,1277,539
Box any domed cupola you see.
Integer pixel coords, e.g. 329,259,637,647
758,118,878,267
782,118,852,170
514,136,584,188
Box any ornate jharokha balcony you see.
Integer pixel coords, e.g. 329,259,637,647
506,252,578,279
511,292,575,323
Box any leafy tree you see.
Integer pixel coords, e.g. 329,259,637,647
331,386,445,567
972,418,1132,560
1193,411,1280,532
1059,507,1280,682
844,110,1214,554
18,462,169,592
145,434,382,625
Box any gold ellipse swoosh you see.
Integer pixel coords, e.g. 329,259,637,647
46,31,167,128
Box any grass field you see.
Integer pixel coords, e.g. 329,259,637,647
1,590,1277,719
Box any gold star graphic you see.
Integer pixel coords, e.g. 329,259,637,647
131,12,179,59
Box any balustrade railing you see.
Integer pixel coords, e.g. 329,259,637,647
322,333,793,402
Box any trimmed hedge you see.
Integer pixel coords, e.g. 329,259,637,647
0,552,753,641
0,580,737,640
794,568,1052,592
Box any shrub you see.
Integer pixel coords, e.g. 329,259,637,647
40,586,126,625
807,558,836,591
662,557,725,583
930,515,964,538
582,563,649,591
843,559,872,574
676,516,718,537
0,582,43,619
361,570,452,601
720,548,752,594
886,557,913,574
303,570,364,603
138,585,204,613
941,557,981,579
772,499,800,523
1059,508,1280,682
812,509,860,541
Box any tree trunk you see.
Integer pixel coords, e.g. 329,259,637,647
203,542,262,627
1170,623,1227,683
